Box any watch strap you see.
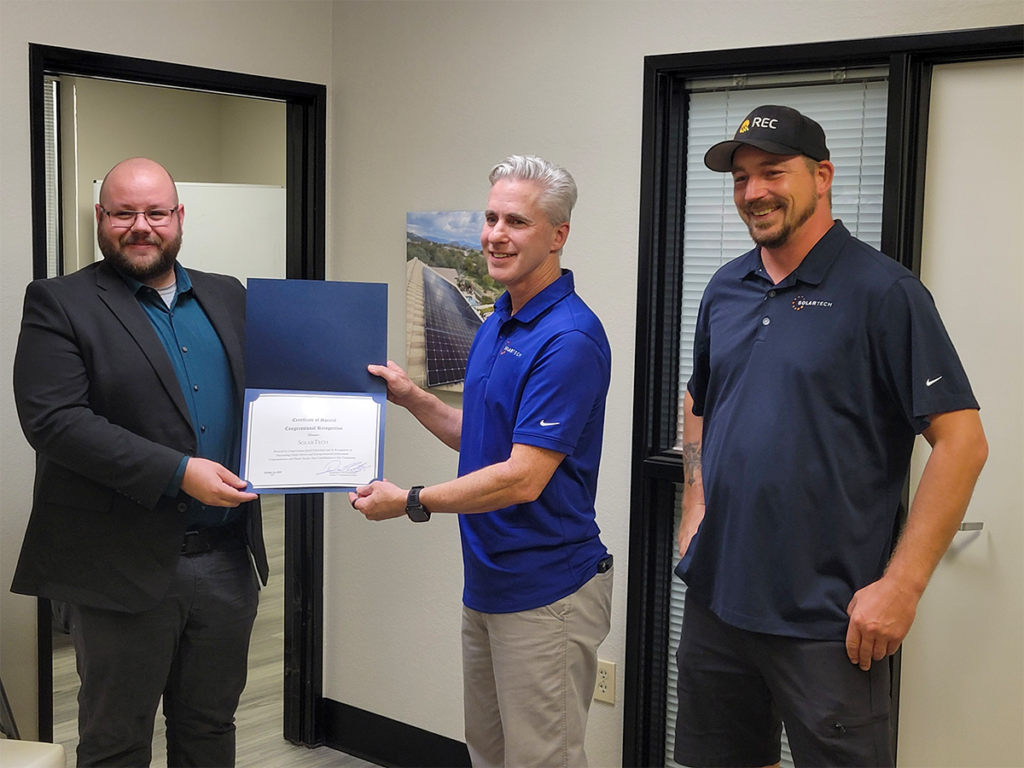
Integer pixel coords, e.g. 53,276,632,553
406,485,431,522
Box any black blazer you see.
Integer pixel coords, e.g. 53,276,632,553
11,260,268,613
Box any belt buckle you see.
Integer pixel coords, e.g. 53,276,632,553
181,528,204,555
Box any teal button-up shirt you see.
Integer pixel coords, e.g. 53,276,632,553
122,263,241,529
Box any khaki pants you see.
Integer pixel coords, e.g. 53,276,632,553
462,568,613,768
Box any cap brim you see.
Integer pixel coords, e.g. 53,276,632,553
703,138,805,172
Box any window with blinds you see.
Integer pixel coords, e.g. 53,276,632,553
43,75,62,277
666,75,888,768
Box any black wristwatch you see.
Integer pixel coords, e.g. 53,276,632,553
405,486,431,522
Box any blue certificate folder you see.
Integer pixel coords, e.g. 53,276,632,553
240,278,388,494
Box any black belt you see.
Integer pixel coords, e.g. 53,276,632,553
180,525,243,556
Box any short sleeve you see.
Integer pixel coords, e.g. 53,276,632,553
686,294,712,417
512,331,610,455
875,276,979,433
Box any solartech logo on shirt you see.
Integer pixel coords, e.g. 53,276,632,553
500,344,522,358
792,295,833,311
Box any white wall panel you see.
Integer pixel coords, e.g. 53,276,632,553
899,56,1024,768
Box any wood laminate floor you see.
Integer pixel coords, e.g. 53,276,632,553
52,496,377,767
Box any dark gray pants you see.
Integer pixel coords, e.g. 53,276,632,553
674,595,893,768
67,546,259,767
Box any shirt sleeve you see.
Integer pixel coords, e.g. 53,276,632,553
512,331,610,456
686,293,712,417
875,275,979,433
164,454,190,497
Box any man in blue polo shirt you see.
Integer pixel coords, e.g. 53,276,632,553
351,155,612,767
673,106,988,767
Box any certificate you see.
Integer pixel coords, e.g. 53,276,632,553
240,390,385,493
241,278,389,494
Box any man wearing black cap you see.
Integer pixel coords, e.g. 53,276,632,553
673,105,988,767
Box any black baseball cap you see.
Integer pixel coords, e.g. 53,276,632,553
703,105,830,172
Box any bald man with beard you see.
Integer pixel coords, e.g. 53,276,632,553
12,158,268,767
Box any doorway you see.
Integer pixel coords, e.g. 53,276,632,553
28,44,326,749
46,74,287,761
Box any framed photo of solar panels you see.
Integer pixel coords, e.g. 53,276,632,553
405,211,500,392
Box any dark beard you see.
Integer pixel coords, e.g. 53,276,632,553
743,190,818,250
98,228,182,282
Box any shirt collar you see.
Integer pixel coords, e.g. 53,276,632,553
740,220,850,287
117,261,192,297
495,270,575,324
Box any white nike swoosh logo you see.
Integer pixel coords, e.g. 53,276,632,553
926,376,943,387
540,420,560,427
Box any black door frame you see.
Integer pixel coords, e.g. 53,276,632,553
626,24,1023,767
27,43,327,747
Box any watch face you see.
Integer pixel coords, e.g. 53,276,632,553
407,504,430,523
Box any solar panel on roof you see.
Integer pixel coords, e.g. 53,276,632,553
422,267,483,387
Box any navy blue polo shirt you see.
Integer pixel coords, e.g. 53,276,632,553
459,270,610,614
122,263,242,529
677,221,978,640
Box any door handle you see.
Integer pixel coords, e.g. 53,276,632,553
957,521,983,532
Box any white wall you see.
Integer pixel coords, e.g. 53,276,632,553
325,1,1023,764
0,0,332,740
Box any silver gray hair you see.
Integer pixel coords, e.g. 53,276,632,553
488,155,578,226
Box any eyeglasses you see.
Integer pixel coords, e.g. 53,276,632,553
100,205,180,229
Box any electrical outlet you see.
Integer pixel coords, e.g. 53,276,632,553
594,659,616,704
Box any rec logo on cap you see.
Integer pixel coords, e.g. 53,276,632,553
704,105,829,172
745,116,779,131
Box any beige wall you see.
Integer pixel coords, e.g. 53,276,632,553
0,0,331,740
220,96,288,187
63,77,286,272
326,1,1023,764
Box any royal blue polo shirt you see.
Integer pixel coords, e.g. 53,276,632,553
677,221,979,640
459,270,611,614
122,263,242,529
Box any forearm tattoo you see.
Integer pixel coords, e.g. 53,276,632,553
681,441,701,487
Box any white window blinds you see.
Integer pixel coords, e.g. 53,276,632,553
43,75,61,277
667,77,888,768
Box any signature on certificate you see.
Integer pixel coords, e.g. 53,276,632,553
317,459,372,476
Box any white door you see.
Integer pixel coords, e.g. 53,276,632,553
898,58,1024,767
